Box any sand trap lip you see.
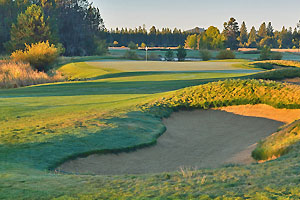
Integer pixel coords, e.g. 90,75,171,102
57,105,300,175
215,104,300,124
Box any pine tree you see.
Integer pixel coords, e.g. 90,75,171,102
149,26,157,35
7,4,54,51
0,0,30,53
239,21,248,46
223,17,239,49
267,22,274,37
248,26,257,47
258,22,267,39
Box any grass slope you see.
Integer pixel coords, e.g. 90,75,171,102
1,60,300,199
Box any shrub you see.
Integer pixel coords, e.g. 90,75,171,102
271,52,283,60
128,41,138,50
165,49,174,61
259,46,283,60
216,50,235,59
56,43,65,55
148,52,160,61
242,50,261,54
124,50,139,60
177,45,187,61
259,46,272,60
141,43,146,49
200,50,212,61
95,40,108,56
0,60,64,88
11,41,59,72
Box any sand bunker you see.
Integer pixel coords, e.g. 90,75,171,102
215,104,300,124
58,105,300,175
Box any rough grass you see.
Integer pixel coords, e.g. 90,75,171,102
0,61,64,88
2,60,300,199
251,60,300,68
252,120,300,160
247,68,300,80
142,79,300,161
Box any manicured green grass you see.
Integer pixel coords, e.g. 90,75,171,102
86,60,250,71
109,49,300,61
59,62,121,80
2,60,300,199
58,60,259,80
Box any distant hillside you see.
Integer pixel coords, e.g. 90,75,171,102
185,27,205,34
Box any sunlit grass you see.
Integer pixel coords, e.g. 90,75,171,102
142,79,300,161
2,59,300,199
251,60,300,68
59,62,121,80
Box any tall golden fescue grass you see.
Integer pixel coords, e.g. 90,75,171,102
0,60,64,89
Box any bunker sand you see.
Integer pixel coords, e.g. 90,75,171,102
58,105,300,175
215,104,300,124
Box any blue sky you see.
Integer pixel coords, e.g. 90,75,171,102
92,0,300,31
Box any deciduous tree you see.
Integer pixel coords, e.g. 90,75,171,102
185,34,198,50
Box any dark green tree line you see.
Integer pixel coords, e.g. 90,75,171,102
0,0,106,56
108,25,190,47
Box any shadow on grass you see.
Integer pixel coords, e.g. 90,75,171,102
0,78,228,98
91,70,261,80
0,111,166,171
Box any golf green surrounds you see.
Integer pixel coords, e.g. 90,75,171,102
1,60,300,199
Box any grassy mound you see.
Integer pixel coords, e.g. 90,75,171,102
142,79,300,161
251,60,300,68
248,68,300,80
59,62,121,80
252,120,300,160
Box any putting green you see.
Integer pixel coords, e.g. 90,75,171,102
87,61,248,72
59,60,259,80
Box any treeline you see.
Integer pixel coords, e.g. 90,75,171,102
185,18,300,50
107,26,193,47
0,0,106,56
